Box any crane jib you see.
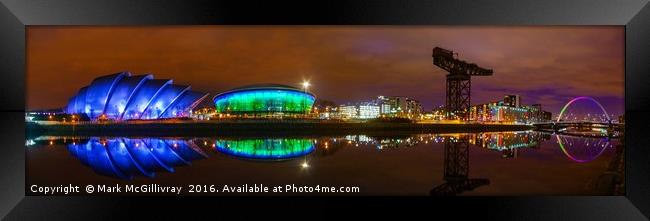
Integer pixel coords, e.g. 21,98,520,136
431,46,494,119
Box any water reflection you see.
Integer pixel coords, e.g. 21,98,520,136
556,135,613,163
213,138,314,160
66,137,207,179
431,135,490,196
471,132,543,150
26,131,621,189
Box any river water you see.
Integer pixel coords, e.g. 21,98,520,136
25,131,623,196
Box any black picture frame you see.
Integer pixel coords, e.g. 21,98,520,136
1,0,649,219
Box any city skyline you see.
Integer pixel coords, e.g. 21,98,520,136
26,26,624,116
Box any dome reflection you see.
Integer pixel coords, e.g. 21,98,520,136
214,138,314,160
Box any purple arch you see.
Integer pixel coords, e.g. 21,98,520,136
140,85,190,119
157,87,192,119
160,91,209,118
556,96,611,123
83,72,129,119
120,79,172,120
104,74,153,119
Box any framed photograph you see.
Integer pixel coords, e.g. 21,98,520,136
1,0,649,219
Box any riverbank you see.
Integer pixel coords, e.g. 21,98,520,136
26,121,534,137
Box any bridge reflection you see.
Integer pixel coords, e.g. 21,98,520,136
556,135,614,163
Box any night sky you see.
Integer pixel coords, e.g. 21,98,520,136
27,26,624,116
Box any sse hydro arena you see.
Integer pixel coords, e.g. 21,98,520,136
213,84,315,117
64,72,208,121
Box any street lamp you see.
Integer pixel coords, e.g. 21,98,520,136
301,81,310,117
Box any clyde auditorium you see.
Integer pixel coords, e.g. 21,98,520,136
65,72,208,120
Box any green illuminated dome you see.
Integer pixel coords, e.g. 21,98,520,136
215,138,315,160
213,84,316,114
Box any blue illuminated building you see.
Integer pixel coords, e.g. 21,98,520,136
66,137,208,179
64,72,208,120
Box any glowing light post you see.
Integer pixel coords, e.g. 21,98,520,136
301,81,310,118
71,114,76,134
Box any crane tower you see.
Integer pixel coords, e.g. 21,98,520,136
432,47,494,119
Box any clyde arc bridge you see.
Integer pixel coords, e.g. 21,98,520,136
533,96,623,137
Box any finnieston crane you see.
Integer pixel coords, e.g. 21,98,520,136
430,136,489,196
432,47,494,119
